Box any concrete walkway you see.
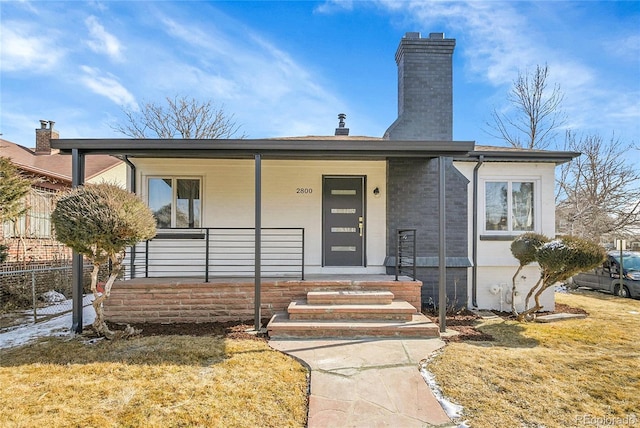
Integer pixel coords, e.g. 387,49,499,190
269,338,456,428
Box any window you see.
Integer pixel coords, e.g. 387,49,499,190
148,178,201,228
484,180,536,233
2,187,55,238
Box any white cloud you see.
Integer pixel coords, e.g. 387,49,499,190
85,15,123,61
148,11,345,137
622,33,640,59
78,65,137,109
149,62,238,100
314,0,354,14
385,1,540,85
0,22,61,72
371,1,639,144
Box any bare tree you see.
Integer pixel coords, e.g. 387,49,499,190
486,64,566,149
556,131,640,241
112,96,245,139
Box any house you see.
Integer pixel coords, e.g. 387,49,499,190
0,121,125,263
52,32,578,334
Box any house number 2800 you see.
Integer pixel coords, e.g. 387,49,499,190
296,188,313,194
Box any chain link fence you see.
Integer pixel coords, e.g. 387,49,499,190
0,263,106,327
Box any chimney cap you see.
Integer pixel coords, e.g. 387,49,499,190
38,120,55,130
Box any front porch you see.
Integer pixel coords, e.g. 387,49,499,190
53,139,471,334
104,274,422,324
104,274,440,338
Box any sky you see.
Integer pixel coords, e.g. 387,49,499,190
1,0,639,163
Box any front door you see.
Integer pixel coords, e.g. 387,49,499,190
323,176,365,266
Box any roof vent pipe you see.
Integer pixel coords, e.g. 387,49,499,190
335,113,349,136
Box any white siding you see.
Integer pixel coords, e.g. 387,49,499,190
132,158,387,275
87,162,127,187
456,161,557,311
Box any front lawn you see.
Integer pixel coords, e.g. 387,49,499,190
0,330,308,427
428,290,640,427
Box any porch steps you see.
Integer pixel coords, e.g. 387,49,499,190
287,300,416,321
267,290,439,339
307,290,394,305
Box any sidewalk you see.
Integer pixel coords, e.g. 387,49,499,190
270,338,457,428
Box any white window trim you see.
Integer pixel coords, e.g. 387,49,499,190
480,176,541,235
144,175,203,229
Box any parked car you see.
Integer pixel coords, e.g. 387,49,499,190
571,251,640,298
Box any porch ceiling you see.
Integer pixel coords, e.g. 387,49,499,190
51,138,475,159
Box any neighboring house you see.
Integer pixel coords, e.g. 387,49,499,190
53,32,578,324
0,121,125,263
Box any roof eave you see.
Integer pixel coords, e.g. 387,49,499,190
458,149,581,165
51,138,476,159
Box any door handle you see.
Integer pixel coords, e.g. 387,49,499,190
358,217,364,237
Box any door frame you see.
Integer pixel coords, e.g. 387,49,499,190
321,175,367,267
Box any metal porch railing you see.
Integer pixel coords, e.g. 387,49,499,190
125,228,305,281
395,229,417,280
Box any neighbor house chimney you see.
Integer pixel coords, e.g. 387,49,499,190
35,120,59,155
335,113,349,136
384,32,455,141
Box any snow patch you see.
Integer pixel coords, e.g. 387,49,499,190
420,356,469,427
41,290,67,304
0,295,95,349
542,240,567,250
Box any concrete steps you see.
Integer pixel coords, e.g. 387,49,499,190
267,290,439,339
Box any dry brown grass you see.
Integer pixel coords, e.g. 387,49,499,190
428,290,640,427
0,335,308,427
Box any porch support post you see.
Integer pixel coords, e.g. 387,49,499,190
254,154,262,331
438,156,447,333
71,149,85,334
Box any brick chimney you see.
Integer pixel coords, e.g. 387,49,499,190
384,32,456,141
35,120,59,155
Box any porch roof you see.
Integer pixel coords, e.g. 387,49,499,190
51,138,475,159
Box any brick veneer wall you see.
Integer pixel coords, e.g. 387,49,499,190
103,279,423,324
1,237,71,263
384,32,455,141
386,157,470,309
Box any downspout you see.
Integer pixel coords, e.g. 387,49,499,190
122,156,136,193
254,154,262,332
471,155,484,308
438,156,447,333
123,156,136,279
